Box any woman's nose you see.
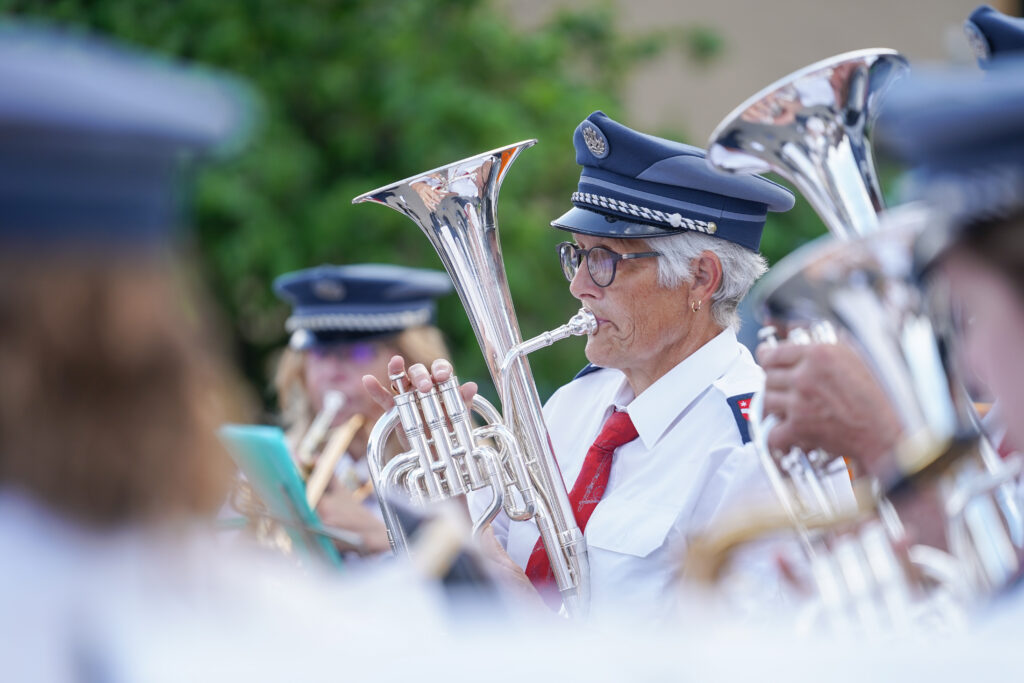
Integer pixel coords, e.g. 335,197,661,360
568,260,599,300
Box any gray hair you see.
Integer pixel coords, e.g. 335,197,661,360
649,231,767,330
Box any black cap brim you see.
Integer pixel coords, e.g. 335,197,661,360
550,206,680,239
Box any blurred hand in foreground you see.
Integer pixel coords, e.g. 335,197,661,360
757,340,902,479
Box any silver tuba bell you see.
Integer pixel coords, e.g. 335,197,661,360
352,141,594,615
708,48,908,239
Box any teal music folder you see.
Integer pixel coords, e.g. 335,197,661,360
218,424,343,568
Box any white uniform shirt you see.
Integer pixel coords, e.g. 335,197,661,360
476,328,775,617
0,490,450,682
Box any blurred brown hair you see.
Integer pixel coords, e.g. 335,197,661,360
0,250,248,527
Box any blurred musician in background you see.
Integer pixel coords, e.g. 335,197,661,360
0,24,250,545
0,21,263,678
0,22,470,682
272,264,453,555
756,3,1024,481
365,111,796,615
877,54,1024,619
877,57,1024,468
752,10,1024,588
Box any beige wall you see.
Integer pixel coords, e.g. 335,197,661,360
500,0,1017,142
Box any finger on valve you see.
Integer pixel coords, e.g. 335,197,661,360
406,361,434,394
429,358,479,413
360,355,406,411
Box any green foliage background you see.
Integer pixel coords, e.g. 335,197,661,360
5,0,826,407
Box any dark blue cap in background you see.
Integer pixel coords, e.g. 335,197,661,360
964,5,1024,67
0,23,256,249
875,56,1024,226
273,264,454,349
550,111,794,252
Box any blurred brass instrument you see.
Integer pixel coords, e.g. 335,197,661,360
697,49,1023,628
703,49,911,594
687,208,1024,628
707,48,909,527
353,141,596,616
708,48,907,238
289,390,367,509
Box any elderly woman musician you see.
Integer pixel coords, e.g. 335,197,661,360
272,263,453,555
365,111,795,614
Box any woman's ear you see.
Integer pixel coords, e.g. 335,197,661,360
690,250,723,300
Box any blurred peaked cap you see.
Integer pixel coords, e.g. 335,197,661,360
875,57,1024,229
0,23,256,155
0,22,258,248
273,264,454,349
964,5,1024,67
550,111,795,252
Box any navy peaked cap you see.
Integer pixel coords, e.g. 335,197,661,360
0,23,256,248
964,5,1024,67
550,111,795,251
875,56,1024,225
274,264,453,349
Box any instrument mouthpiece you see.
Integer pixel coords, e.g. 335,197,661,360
569,308,598,336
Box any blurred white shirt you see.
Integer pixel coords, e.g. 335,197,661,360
0,489,446,683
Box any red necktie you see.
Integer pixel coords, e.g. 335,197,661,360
524,409,639,596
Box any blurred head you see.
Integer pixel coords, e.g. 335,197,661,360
0,252,247,527
0,25,255,527
272,264,452,454
876,56,1024,442
964,5,1024,68
551,111,787,381
275,325,449,443
940,213,1024,446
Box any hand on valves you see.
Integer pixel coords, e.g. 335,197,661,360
361,356,546,608
756,339,903,481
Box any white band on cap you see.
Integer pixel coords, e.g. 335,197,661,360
572,192,718,235
286,307,432,333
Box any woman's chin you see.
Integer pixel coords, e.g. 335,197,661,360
584,341,617,369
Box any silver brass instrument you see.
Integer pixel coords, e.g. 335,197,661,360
694,50,1024,629
748,321,852,530
353,141,595,615
745,210,1023,623
708,48,908,239
705,48,909,558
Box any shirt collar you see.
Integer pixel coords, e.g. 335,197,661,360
615,328,742,450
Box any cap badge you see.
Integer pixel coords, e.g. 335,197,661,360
313,278,346,301
289,329,313,350
581,122,609,159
